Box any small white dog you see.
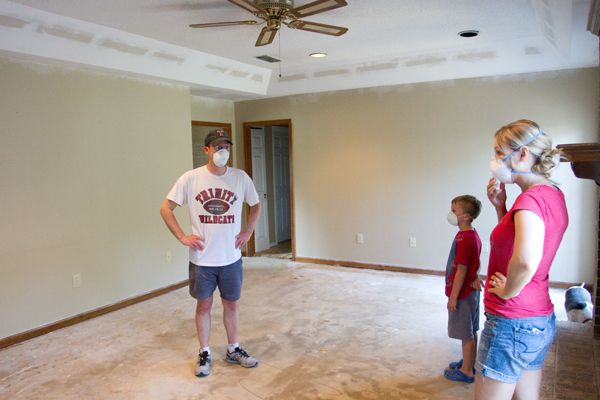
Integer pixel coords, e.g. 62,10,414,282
564,283,593,323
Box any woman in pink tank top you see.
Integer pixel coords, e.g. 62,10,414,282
475,120,568,400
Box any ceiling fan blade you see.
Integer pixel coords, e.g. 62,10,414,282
290,0,347,18
255,27,278,46
227,0,261,14
189,20,258,28
287,20,348,36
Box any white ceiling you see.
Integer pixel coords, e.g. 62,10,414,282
1,0,598,100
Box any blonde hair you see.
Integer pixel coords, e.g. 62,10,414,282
494,119,565,179
452,195,482,221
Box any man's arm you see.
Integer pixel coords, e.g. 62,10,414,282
159,198,204,250
235,202,261,249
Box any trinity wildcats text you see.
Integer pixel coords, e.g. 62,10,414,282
195,188,237,224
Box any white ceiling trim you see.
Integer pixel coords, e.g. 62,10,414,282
0,0,597,101
265,34,590,98
0,0,271,96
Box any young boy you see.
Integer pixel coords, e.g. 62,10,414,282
443,195,482,384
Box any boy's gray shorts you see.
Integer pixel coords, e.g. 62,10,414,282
448,290,480,340
189,258,243,301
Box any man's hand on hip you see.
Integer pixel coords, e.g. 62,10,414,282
180,235,205,250
235,231,252,249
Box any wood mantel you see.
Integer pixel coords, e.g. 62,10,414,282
557,143,600,185
557,142,600,337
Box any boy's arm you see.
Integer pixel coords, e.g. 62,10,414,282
448,264,467,311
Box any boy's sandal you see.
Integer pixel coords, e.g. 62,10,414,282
449,359,476,374
444,368,475,384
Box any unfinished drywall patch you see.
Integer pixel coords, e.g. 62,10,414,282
38,25,93,44
206,64,228,74
98,38,148,56
230,70,250,78
314,68,351,78
357,61,399,73
0,14,28,28
278,73,307,82
152,51,184,64
405,56,446,67
477,68,576,86
455,51,496,62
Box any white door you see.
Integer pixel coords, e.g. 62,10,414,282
272,126,291,242
251,127,270,253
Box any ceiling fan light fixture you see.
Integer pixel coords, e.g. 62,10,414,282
257,0,294,10
266,18,282,30
191,0,349,47
309,52,327,58
458,30,479,38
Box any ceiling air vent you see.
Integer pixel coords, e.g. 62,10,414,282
256,54,281,63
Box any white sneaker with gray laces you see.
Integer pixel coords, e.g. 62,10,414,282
195,350,211,377
225,346,258,368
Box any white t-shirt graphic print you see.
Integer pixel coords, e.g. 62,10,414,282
167,166,260,266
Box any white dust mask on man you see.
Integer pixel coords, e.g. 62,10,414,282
213,149,229,167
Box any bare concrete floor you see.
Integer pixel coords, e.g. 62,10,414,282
0,257,580,399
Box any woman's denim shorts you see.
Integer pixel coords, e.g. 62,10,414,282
477,312,556,384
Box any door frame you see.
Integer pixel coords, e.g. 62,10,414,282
243,119,295,259
192,120,232,132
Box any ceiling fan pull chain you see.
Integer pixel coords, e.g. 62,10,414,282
278,28,283,78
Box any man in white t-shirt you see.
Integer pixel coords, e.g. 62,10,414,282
160,129,261,378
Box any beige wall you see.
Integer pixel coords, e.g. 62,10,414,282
0,57,213,339
235,68,600,284
1,56,597,341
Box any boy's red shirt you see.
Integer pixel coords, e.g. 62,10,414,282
445,229,482,299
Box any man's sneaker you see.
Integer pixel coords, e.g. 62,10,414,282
195,350,211,377
225,346,258,368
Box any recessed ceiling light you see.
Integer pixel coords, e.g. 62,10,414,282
458,30,479,38
309,52,327,58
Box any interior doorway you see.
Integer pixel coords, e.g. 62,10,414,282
243,119,294,259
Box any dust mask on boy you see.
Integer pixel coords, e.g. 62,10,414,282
447,211,458,226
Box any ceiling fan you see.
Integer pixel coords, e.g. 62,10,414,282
189,0,348,47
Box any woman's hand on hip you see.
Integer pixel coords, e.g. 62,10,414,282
487,271,508,299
